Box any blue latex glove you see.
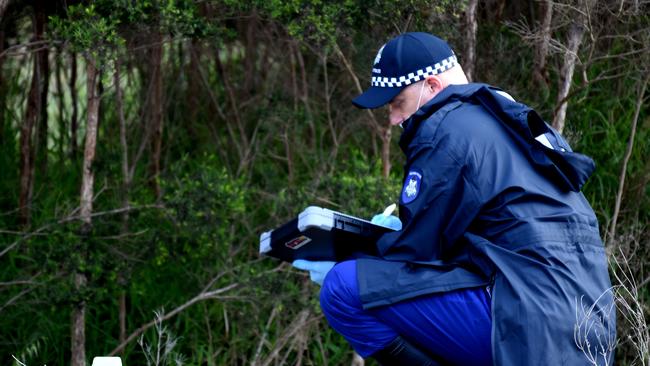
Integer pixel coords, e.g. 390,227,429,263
292,259,336,286
371,213,403,230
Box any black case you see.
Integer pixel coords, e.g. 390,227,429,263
259,206,395,262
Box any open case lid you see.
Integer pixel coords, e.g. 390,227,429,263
297,206,336,231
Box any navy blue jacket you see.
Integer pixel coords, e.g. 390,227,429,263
357,84,615,365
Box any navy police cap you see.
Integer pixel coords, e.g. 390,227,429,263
352,32,457,109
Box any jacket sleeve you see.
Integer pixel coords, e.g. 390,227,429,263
376,141,483,262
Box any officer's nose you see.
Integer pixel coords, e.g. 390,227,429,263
388,109,403,126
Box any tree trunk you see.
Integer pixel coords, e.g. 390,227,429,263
243,14,257,93
34,0,49,180
18,48,40,227
115,60,130,355
119,290,127,350
0,27,5,145
115,60,130,231
55,47,66,161
71,271,87,366
485,0,506,23
79,60,99,223
293,41,315,147
214,45,249,172
148,32,164,200
463,0,478,82
186,39,200,144
381,126,392,179
533,0,553,87
552,23,584,134
0,0,9,23
71,58,100,366
70,52,78,160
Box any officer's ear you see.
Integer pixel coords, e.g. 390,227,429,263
424,75,444,94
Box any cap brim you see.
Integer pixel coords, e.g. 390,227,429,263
352,86,402,109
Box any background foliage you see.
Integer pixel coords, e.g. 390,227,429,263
0,0,648,365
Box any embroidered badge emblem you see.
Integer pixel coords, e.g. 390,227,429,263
401,170,422,204
405,179,418,197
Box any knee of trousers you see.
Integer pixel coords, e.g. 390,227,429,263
319,260,362,319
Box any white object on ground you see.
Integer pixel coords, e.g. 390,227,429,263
92,357,123,366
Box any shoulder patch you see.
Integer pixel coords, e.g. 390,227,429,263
401,170,422,204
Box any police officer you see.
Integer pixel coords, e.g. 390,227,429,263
293,32,615,365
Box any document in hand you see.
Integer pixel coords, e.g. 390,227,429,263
259,206,396,262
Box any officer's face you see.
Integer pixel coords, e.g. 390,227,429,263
388,77,441,126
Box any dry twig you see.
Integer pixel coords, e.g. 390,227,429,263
109,282,238,356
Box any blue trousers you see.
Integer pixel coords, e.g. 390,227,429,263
320,260,493,365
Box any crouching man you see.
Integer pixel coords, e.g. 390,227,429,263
294,32,615,365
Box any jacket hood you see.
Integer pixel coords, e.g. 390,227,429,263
399,83,595,192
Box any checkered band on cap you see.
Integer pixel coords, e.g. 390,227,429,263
371,55,457,88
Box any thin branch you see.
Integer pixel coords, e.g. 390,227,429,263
332,43,392,177
0,280,38,287
0,272,42,287
0,204,163,258
588,46,650,63
639,275,650,289
607,73,649,247
0,229,48,236
0,286,36,312
260,310,319,366
252,304,280,366
108,282,238,356
332,43,380,129
0,40,56,58
94,229,148,241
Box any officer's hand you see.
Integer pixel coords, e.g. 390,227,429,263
371,214,403,230
292,260,336,286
